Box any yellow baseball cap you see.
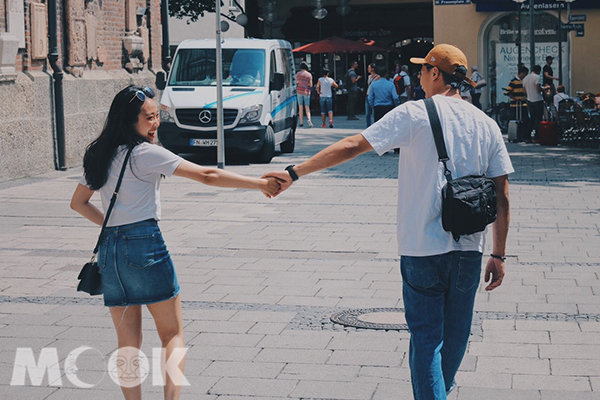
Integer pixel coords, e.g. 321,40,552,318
410,44,476,87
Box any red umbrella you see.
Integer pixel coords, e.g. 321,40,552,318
358,38,395,53
293,36,389,54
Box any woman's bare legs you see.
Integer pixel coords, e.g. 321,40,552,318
109,306,143,400
147,295,186,400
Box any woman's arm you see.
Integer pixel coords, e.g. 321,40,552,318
70,184,104,226
173,160,280,196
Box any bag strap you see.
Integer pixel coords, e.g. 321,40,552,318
92,146,134,255
424,98,453,182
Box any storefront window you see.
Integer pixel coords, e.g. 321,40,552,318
485,11,567,105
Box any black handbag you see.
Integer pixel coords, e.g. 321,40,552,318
424,98,497,242
77,147,134,295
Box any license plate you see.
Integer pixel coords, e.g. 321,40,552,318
190,139,217,147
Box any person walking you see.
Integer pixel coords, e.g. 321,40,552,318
296,61,313,128
522,65,544,142
469,66,484,109
70,85,279,400
365,63,380,127
316,68,338,128
345,61,361,120
543,56,559,103
264,44,513,400
368,67,399,122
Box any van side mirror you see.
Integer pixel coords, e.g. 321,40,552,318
156,71,167,91
270,73,284,91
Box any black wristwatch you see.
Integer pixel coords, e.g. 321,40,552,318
285,165,299,181
490,253,506,262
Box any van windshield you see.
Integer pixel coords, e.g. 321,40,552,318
169,48,266,87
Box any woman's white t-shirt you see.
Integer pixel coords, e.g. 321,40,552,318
80,143,183,227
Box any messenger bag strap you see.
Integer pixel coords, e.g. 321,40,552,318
424,98,453,182
92,146,134,255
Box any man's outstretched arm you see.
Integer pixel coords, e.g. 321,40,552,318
263,133,374,196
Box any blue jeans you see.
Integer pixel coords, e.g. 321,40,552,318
365,98,373,127
401,251,482,400
320,97,333,115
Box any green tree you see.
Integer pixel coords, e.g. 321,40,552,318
169,0,244,23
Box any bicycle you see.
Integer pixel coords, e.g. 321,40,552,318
486,90,511,133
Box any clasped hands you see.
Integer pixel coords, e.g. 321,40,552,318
260,171,293,198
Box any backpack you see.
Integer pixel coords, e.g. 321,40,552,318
394,73,406,96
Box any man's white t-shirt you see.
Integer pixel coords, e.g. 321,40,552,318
318,77,335,98
522,72,543,102
80,143,183,227
362,95,514,257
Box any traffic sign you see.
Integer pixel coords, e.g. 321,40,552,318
561,23,584,31
570,14,586,22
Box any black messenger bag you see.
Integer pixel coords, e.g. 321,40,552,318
424,98,497,242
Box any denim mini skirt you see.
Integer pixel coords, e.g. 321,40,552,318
97,219,180,307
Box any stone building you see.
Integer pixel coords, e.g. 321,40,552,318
0,0,164,182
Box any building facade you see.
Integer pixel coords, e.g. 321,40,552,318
0,0,163,182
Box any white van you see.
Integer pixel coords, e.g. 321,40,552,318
156,38,298,163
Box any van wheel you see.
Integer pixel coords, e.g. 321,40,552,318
256,125,275,163
280,125,295,153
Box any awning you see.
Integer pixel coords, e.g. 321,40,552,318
293,36,392,54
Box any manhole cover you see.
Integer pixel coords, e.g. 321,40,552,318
330,308,408,331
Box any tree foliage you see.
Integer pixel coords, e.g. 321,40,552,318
169,0,244,23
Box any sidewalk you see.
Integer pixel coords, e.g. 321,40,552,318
1,114,600,399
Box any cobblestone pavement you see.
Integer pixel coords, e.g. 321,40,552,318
1,115,600,399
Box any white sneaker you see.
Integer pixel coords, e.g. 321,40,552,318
308,120,313,128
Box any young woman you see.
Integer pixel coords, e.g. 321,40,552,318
316,68,338,128
70,85,279,400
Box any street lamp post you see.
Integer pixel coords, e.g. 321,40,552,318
529,0,535,71
215,0,225,169
513,0,526,68
555,0,576,86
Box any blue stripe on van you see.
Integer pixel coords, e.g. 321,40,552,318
271,95,297,117
202,91,263,108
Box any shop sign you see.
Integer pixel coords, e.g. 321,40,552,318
474,0,600,12
435,0,471,4
494,42,567,105
569,14,586,22
561,23,585,37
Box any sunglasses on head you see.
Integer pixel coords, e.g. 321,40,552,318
129,86,155,103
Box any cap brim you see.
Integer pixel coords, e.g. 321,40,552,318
410,57,427,65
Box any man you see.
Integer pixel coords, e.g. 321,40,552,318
345,61,362,120
522,65,544,142
365,63,380,128
543,56,559,102
264,44,512,400
469,66,484,109
505,65,529,142
368,67,399,122
394,65,412,104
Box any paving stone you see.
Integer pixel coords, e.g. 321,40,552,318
456,387,541,400
513,375,591,391
290,380,378,400
475,356,550,375
210,377,298,397
279,363,360,381
201,361,285,378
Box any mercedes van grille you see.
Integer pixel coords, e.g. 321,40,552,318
176,108,239,127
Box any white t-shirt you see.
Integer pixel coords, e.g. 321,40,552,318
522,73,543,102
394,71,411,97
318,77,335,98
80,143,183,227
362,95,514,256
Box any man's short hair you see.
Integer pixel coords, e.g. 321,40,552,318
518,65,529,75
322,68,330,76
532,65,542,74
557,85,565,93
377,67,388,78
300,61,309,71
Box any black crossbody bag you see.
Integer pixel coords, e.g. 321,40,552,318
77,146,134,295
424,98,497,242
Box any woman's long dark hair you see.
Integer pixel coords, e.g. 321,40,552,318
83,85,154,190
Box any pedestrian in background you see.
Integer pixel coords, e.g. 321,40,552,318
296,61,313,128
263,44,512,400
523,65,544,142
412,70,426,100
368,67,398,122
365,63,380,127
543,56,559,103
469,66,484,109
505,65,529,142
394,65,412,105
317,68,338,128
553,85,571,111
345,61,361,120
70,85,279,400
